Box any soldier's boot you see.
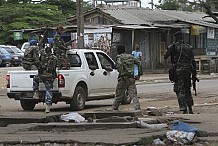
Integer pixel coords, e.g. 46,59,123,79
112,100,120,110
188,106,194,114
45,104,50,113
33,91,39,99
183,110,188,114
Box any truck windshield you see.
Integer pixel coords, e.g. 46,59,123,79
67,54,81,67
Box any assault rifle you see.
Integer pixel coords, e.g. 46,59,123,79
192,59,199,96
38,25,50,50
192,76,199,96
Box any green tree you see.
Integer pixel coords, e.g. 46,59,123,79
155,0,203,11
43,0,77,17
0,0,92,44
0,3,64,44
155,0,180,10
197,0,218,23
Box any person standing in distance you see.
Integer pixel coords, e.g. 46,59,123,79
112,45,142,111
22,40,40,70
164,31,196,114
132,44,142,79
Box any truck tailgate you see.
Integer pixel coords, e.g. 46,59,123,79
8,70,58,91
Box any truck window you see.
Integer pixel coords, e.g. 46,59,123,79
67,54,81,67
96,52,116,69
85,52,99,69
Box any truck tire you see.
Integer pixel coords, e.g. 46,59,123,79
121,90,132,105
70,86,86,111
20,100,36,110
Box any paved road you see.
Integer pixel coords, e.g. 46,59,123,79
1,67,218,145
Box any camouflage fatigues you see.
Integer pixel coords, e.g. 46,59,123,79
112,53,141,110
33,49,57,105
53,33,70,70
164,42,194,112
22,45,40,70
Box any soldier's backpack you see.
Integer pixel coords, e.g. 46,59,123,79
119,54,135,77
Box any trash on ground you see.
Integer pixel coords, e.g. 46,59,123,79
166,130,196,145
60,112,85,123
166,121,198,145
166,112,174,115
146,107,162,116
153,138,166,145
170,121,198,132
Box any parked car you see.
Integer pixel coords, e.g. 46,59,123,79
0,47,12,67
0,45,22,66
9,46,24,57
0,58,2,66
21,42,50,52
21,42,30,53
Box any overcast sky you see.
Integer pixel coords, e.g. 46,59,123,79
141,0,159,8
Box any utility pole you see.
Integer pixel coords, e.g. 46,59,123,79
151,0,153,9
76,0,84,48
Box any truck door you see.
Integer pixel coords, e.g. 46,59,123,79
85,52,106,95
96,52,118,94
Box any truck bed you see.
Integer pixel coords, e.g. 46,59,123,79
8,70,58,92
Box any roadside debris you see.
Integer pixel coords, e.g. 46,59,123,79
146,107,162,116
151,121,198,145
166,130,197,145
60,112,85,123
153,138,166,145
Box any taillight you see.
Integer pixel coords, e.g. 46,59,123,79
6,75,10,88
58,74,65,88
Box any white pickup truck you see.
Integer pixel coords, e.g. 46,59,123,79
6,49,131,111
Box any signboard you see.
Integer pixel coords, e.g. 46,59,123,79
191,25,199,35
13,31,23,40
207,27,215,39
71,28,112,54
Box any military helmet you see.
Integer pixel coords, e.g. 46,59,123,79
29,40,37,45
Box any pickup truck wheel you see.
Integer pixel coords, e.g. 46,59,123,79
20,100,36,110
121,90,132,105
70,86,86,111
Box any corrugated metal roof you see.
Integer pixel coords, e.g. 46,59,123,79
101,8,218,28
102,8,177,25
156,10,207,22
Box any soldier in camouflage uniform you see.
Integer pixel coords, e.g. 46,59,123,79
33,47,57,113
112,45,142,111
22,40,40,70
164,31,196,114
53,26,70,70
